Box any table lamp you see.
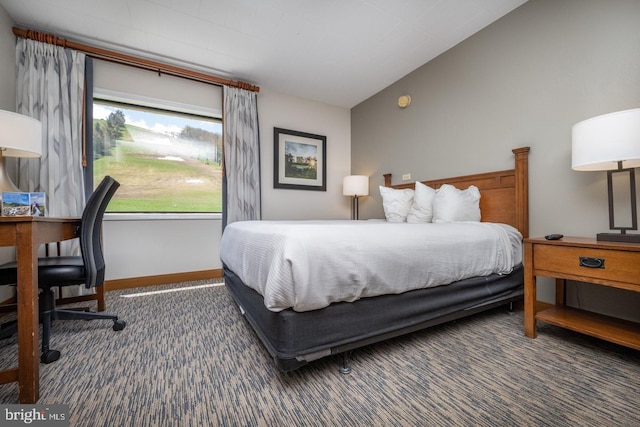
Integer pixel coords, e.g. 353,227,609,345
343,175,369,220
572,108,640,243
0,109,42,200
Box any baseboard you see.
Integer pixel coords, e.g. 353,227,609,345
104,269,223,291
0,296,15,306
0,297,16,314
1,270,223,309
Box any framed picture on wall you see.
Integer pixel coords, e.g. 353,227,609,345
273,127,327,191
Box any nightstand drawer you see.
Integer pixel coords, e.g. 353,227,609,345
533,244,640,286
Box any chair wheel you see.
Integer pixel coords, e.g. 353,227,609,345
113,320,126,331
41,349,61,364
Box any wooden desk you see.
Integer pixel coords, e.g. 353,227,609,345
524,236,640,350
0,216,80,403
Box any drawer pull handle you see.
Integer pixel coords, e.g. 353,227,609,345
579,257,605,269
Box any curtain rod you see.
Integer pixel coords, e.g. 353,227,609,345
12,27,260,93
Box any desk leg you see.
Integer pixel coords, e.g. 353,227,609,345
16,223,39,403
97,284,105,312
524,241,537,338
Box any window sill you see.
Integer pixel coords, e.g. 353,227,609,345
104,213,222,221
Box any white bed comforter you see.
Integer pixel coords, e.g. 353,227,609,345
220,220,522,313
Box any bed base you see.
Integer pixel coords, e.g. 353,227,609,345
224,147,530,373
224,265,524,373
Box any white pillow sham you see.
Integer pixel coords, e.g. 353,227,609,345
379,186,414,222
407,181,436,223
432,184,481,223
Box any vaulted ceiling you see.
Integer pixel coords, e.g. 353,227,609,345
0,0,527,108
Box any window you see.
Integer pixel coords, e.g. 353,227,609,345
92,98,222,213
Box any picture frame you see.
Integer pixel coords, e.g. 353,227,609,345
273,127,326,191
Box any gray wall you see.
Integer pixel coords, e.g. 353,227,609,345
351,0,640,320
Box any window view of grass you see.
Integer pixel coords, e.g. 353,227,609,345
93,100,222,213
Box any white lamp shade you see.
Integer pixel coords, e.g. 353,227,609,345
343,175,369,196
0,109,42,158
572,108,640,171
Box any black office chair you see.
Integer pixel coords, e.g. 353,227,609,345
0,176,126,363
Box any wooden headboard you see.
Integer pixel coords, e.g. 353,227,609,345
384,147,530,238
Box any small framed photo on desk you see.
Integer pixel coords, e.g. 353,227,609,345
1,192,46,216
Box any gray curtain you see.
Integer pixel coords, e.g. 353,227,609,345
14,38,86,223
223,86,261,226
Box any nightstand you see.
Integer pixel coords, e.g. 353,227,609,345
524,236,640,350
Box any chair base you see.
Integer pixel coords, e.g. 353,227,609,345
41,349,61,364
40,289,126,363
1,290,126,363
53,307,118,322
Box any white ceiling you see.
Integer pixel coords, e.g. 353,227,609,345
0,0,527,108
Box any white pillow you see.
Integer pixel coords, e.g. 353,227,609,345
379,186,414,222
407,181,436,223
432,184,481,223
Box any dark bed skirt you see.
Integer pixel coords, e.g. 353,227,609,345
224,264,524,372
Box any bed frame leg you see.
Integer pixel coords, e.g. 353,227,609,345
339,351,352,374
508,302,515,315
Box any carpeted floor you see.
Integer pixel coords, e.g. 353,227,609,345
1,280,639,426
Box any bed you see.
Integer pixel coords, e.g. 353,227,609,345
221,147,530,372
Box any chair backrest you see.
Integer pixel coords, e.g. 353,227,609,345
80,176,120,288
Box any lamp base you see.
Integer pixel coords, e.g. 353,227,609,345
0,156,19,201
351,196,359,220
596,232,640,244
